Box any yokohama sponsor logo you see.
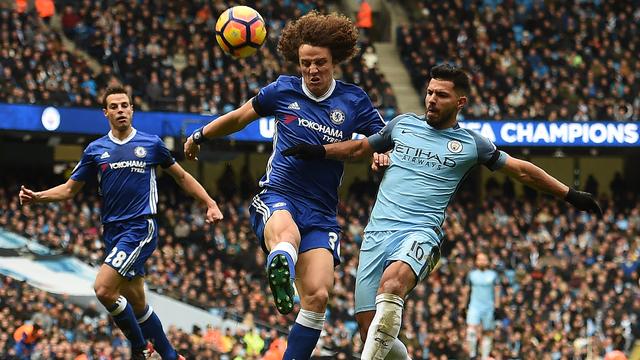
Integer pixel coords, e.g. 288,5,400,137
109,160,146,169
297,118,343,138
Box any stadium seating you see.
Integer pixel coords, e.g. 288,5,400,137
397,0,639,121
0,5,99,107
1,1,398,119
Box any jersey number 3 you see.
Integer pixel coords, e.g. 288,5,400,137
328,232,340,257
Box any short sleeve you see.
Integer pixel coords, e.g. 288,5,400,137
251,77,281,117
156,137,176,169
366,115,402,153
70,146,97,182
464,129,507,171
354,93,385,136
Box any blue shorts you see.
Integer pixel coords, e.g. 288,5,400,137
103,216,157,279
355,228,442,313
467,306,495,330
249,190,341,265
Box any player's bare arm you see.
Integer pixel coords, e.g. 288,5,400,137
184,100,260,160
281,138,375,161
499,155,601,215
498,156,569,197
165,163,223,223
19,179,84,205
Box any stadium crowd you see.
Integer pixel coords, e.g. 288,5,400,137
397,0,640,121
1,167,639,359
0,1,398,119
0,2,99,108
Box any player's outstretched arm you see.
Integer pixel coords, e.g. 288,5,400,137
498,155,602,215
165,163,223,223
19,180,84,205
184,99,260,160
282,138,375,161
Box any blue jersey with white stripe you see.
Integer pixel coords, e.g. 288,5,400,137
366,113,508,231
252,75,384,216
70,128,175,224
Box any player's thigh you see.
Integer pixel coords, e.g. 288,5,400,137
93,264,127,301
250,192,301,252
294,248,334,310
263,210,301,251
378,260,418,297
119,276,147,314
355,231,391,314
387,229,441,285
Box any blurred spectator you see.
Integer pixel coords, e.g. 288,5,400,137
0,5,98,108
397,1,640,121
13,322,43,359
356,0,373,39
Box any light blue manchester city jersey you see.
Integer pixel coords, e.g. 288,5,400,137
468,269,498,309
366,113,507,232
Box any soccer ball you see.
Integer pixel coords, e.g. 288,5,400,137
215,6,267,58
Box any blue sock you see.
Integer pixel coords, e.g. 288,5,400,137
137,305,178,360
283,309,325,360
267,242,297,280
107,296,146,350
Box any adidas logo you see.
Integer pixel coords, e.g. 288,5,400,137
100,152,110,159
287,102,300,110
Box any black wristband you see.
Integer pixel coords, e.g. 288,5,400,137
192,127,206,145
564,188,577,202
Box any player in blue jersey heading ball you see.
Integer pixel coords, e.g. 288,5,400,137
20,87,223,360
283,64,602,360
184,11,385,360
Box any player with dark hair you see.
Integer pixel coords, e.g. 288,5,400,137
282,64,602,359
20,87,223,360
184,11,385,360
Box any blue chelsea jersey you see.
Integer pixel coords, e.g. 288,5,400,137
252,75,384,216
70,128,175,224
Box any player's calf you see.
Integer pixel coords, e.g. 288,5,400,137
361,293,404,360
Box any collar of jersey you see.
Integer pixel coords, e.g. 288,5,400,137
108,127,137,145
301,78,336,102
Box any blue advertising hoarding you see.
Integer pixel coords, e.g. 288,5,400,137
1,103,638,147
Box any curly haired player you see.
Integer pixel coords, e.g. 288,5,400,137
184,11,385,359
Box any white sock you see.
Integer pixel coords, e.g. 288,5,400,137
385,338,411,360
271,242,298,264
295,308,325,330
466,327,478,358
361,293,404,360
481,336,493,359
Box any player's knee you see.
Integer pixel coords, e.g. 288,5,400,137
93,284,119,306
302,288,329,311
378,278,406,296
